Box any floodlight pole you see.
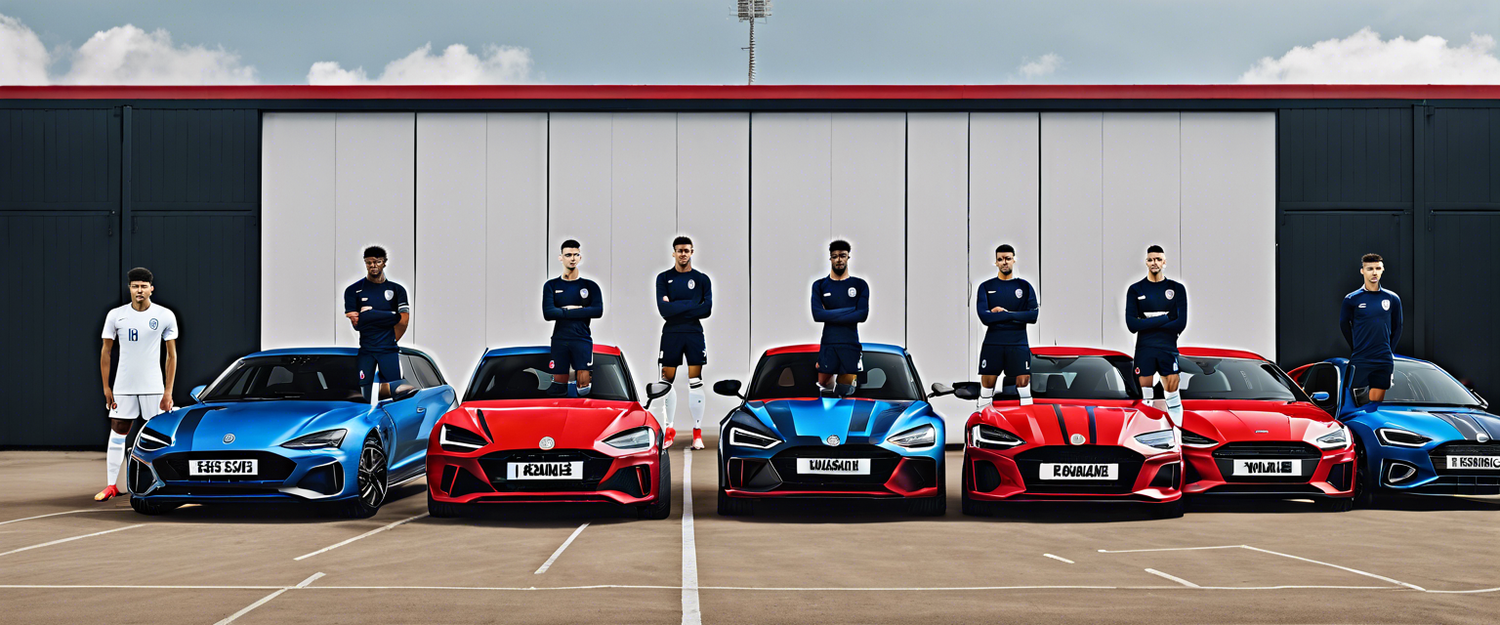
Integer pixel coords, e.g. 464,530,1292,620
747,17,757,84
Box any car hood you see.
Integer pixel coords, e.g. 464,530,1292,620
980,401,1171,448
743,398,932,445
147,401,377,451
1357,406,1500,442
1181,400,1335,441
459,399,648,449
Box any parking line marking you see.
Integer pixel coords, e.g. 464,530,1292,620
534,523,589,575
293,513,427,561
0,524,144,558
213,572,324,625
682,448,701,625
1098,545,1243,554
1240,545,1424,591
0,508,125,527
1043,553,1075,564
0,583,1432,592
1145,568,1200,588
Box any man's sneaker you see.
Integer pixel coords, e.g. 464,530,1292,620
692,429,705,450
664,427,677,448
94,485,119,502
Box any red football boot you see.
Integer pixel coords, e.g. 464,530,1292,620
664,427,677,448
94,485,119,502
692,429,705,450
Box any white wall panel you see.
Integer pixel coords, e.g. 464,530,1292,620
750,113,832,355
610,114,678,395
548,114,614,344
417,114,487,391
907,113,971,442
1040,113,1103,348
969,113,1041,370
1101,113,1181,355
831,113,906,346
678,113,751,426
1180,112,1277,358
334,113,416,348
485,113,551,353
261,114,336,349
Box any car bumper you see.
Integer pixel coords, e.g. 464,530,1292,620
719,443,942,500
964,446,1182,503
1182,445,1356,498
129,447,359,503
1371,441,1500,495
427,447,661,506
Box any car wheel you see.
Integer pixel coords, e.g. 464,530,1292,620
1353,443,1377,509
639,450,672,520
338,434,388,519
1151,498,1185,519
129,496,180,516
909,473,946,516
427,489,464,518
1316,496,1355,512
717,489,754,516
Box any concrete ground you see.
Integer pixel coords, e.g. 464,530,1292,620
2,440,1499,624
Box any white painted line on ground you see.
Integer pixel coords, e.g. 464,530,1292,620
1424,587,1500,594
0,524,144,558
1145,568,1200,588
1240,545,1424,591
0,508,126,527
681,448,702,625
1098,545,1244,554
1043,553,1075,564
293,513,427,561
534,523,589,575
0,583,1437,592
213,572,324,625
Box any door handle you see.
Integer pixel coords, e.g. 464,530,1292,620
416,407,425,413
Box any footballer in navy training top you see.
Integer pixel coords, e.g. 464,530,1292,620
542,239,604,396
810,239,869,396
1125,245,1188,425
1340,252,1403,411
343,245,410,401
655,235,713,449
975,244,1039,406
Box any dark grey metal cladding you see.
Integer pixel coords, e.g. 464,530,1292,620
1428,213,1500,399
1425,108,1500,206
130,109,259,209
1279,108,1411,206
0,108,119,209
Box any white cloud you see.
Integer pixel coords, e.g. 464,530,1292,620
1241,28,1500,83
61,24,257,85
0,13,52,85
1018,53,1063,79
308,43,536,85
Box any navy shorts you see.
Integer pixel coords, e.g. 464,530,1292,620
659,332,707,368
357,350,402,386
979,344,1031,378
550,339,594,373
1350,362,1393,390
816,344,863,375
1133,348,1179,377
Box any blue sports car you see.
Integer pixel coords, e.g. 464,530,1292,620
713,343,947,516
127,347,456,517
1290,356,1497,505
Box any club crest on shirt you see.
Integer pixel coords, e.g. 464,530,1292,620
384,290,394,301
580,288,590,298
981,359,987,368
1381,299,1391,311
1359,303,1367,309
688,279,696,290
1165,289,1175,300
149,318,159,330
847,287,857,297
1015,288,1023,298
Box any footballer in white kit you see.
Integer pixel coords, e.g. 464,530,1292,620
96,267,179,501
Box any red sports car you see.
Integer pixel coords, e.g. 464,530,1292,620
961,347,1184,517
1175,347,1356,510
425,344,673,519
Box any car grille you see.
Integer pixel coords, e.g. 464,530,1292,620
153,451,298,483
1410,476,1500,495
477,450,617,492
1211,442,1320,483
1014,446,1145,494
767,445,903,492
1429,443,1500,476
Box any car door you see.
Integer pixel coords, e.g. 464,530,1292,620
406,353,454,458
1298,362,1343,418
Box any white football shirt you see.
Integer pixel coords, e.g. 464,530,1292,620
102,303,179,395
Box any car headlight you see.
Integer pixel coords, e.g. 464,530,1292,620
1376,427,1431,448
603,427,655,451
1180,430,1218,448
970,424,1024,449
1313,425,1350,449
281,428,348,450
439,423,488,452
887,425,936,449
1134,429,1177,450
136,427,173,452
728,426,783,450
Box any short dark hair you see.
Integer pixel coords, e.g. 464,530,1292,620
1146,245,1165,255
561,239,581,252
672,236,693,249
829,239,851,253
362,245,387,260
126,267,153,284
995,244,1015,256
1362,253,1383,265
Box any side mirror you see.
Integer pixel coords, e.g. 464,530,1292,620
643,381,672,409
1472,390,1489,410
951,381,982,401
1311,391,1331,402
190,384,207,402
391,385,420,402
713,380,744,399
929,382,954,396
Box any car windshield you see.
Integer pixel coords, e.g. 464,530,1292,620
746,352,922,401
201,355,366,403
465,353,635,402
1025,355,1138,401
1178,357,1308,402
1354,360,1482,408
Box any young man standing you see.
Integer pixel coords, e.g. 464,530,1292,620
96,267,179,501
1340,253,1403,412
811,240,869,396
975,244,1039,407
543,239,604,396
1125,245,1187,424
343,246,410,401
656,236,713,449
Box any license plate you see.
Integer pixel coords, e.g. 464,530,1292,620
189,459,258,476
1447,456,1500,470
508,461,584,480
796,458,870,475
1039,463,1117,480
1232,459,1301,476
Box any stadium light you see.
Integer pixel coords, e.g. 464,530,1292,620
734,0,772,84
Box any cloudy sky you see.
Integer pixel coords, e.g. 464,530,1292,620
2,0,1500,85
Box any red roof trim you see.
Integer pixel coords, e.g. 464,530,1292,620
591,344,622,356
1178,347,1269,361
4,84,1500,100
1032,346,1130,358
766,344,820,355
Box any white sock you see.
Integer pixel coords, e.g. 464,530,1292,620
1142,386,1155,401
980,386,994,407
576,384,591,397
688,378,706,429
106,432,126,486
1165,390,1183,424
1018,385,1033,406
662,379,678,429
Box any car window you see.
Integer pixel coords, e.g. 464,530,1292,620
1353,360,1481,408
412,355,443,387
1178,357,1307,401
202,355,365,403
746,352,920,401
1029,355,1138,400
466,353,634,402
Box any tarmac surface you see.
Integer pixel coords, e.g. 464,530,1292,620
3,438,1499,624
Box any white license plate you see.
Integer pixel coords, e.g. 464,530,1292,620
796,458,870,475
508,461,585,480
1447,456,1500,470
1040,463,1117,480
189,459,258,476
1232,459,1301,476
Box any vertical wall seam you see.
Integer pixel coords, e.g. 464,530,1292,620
332,113,339,345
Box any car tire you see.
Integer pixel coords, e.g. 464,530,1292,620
640,450,672,520
717,489,754,516
337,434,388,519
909,473,946,516
1317,496,1354,512
427,489,463,518
129,496,180,516
1353,443,1378,509
1151,498,1186,519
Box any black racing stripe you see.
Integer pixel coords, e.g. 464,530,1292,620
1432,412,1480,441
1052,404,1068,440
848,401,876,434
174,406,223,442
763,402,798,439
1086,405,1098,444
